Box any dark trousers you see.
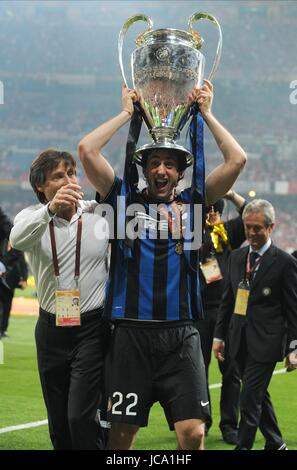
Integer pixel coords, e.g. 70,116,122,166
235,330,284,450
0,288,13,334
35,308,109,450
195,308,240,433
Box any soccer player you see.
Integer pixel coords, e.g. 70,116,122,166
78,81,247,450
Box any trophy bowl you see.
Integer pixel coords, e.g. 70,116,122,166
119,13,222,167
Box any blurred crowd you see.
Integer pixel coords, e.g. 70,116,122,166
1,1,297,254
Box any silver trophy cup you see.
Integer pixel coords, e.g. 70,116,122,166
119,12,222,167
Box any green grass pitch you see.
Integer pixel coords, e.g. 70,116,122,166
0,316,296,450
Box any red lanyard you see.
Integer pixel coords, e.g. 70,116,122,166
49,216,82,280
159,201,183,240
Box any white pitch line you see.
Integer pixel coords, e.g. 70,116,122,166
0,368,288,435
271,367,287,375
209,368,287,389
0,419,48,434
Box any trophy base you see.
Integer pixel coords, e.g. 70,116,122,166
134,141,193,170
151,127,179,143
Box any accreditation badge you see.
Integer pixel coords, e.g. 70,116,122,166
55,289,81,326
200,258,223,284
234,280,250,316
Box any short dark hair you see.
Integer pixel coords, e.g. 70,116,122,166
30,149,76,204
142,151,187,172
206,199,225,215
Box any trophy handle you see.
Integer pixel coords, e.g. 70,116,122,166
188,12,222,82
118,14,154,88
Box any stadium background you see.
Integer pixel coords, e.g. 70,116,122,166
0,0,296,451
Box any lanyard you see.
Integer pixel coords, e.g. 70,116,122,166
159,202,184,255
159,201,183,240
49,216,82,283
169,204,183,241
246,252,261,282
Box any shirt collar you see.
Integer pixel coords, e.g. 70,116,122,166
55,201,83,225
69,201,83,223
76,201,83,217
249,238,271,257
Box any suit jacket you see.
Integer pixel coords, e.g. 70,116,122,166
0,205,13,244
0,205,23,287
4,253,28,291
215,243,297,363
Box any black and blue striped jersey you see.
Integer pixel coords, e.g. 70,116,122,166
96,177,205,322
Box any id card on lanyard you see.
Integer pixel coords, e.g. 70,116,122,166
234,279,250,316
233,252,261,316
200,256,223,284
55,288,80,326
49,217,82,327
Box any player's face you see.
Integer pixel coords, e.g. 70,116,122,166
244,212,274,251
37,161,77,202
143,151,183,202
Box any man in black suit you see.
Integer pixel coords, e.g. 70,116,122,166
1,206,23,338
0,206,22,273
0,245,28,337
213,199,297,450
196,189,246,444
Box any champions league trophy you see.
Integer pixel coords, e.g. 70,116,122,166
118,12,222,166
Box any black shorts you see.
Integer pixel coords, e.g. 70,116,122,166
105,321,210,429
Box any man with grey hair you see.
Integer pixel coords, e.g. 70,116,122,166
213,198,297,450
242,198,276,227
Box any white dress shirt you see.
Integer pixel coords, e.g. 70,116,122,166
249,237,272,257
10,201,109,314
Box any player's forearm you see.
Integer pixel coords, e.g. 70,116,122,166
227,190,246,210
78,111,131,196
78,110,131,160
203,111,247,168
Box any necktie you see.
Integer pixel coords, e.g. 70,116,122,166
250,251,260,269
249,252,261,283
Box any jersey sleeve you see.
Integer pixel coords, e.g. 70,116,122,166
95,176,122,210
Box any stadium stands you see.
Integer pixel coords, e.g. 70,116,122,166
0,1,297,251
